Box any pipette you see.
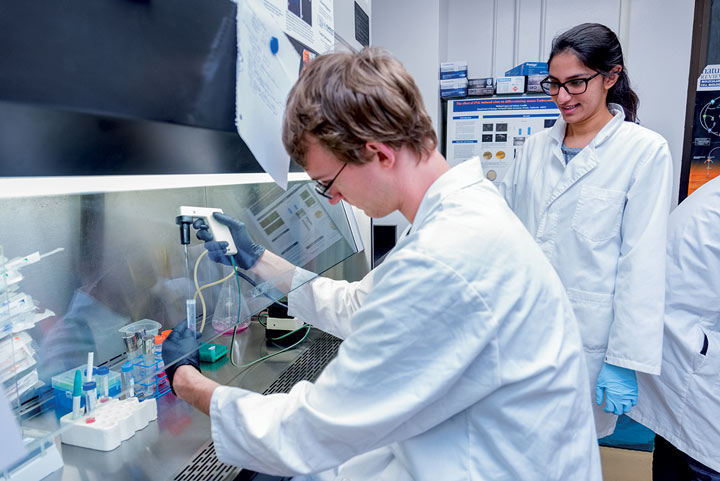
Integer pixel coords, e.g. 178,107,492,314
72,370,82,420
86,352,94,383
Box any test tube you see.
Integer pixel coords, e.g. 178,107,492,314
155,335,165,371
186,299,197,333
143,334,157,397
97,365,110,402
83,381,97,414
121,361,135,399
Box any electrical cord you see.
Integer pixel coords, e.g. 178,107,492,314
230,324,312,369
189,247,307,369
189,252,287,334
234,268,289,309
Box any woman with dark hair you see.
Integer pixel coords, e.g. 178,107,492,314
499,23,673,438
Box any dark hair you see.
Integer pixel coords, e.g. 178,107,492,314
282,47,437,167
548,23,639,123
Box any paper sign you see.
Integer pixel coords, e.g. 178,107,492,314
236,0,302,189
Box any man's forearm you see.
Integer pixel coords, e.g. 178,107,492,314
249,250,297,293
173,365,221,415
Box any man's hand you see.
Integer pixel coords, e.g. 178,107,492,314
596,362,638,415
162,320,201,395
194,212,266,270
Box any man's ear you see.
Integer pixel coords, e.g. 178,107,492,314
364,142,396,169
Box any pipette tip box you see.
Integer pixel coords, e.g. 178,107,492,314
52,365,121,416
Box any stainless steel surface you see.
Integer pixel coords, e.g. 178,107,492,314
0,179,361,464
38,323,332,481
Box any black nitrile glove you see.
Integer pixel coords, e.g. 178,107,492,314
162,320,201,395
194,212,266,270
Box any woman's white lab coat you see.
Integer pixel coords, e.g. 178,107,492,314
499,105,673,436
629,177,720,472
209,158,601,480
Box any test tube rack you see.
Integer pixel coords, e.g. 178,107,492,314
133,356,171,399
59,397,157,451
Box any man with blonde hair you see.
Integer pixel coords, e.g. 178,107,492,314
163,47,602,480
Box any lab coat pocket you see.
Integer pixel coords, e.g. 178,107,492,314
693,327,720,381
571,185,626,242
565,288,613,352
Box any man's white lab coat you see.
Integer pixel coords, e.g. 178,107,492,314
499,105,673,436
210,158,601,480
630,177,720,472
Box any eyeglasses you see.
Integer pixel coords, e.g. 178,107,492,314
540,72,602,96
314,163,347,199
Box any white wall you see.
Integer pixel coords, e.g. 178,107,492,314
371,0,448,132
372,0,696,204
626,0,694,202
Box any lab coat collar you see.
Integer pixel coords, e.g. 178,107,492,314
408,157,483,234
548,103,626,149
543,104,626,209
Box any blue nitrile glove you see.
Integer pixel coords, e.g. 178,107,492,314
595,362,638,415
194,212,266,270
162,320,201,395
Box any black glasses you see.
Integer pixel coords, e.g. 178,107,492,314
314,163,347,199
540,72,601,96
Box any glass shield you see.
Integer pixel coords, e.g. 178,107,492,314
0,179,360,456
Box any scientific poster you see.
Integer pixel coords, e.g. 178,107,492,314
261,0,335,55
245,183,342,267
687,64,720,196
445,96,560,184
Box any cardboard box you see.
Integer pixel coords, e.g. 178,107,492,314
468,77,494,96
505,62,548,76
440,61,468,80
496,76,525,94
440,78,468,98
526,74,547,93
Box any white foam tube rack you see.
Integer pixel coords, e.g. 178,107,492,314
60,397,157,451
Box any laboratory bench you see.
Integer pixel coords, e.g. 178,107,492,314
35,322,340,481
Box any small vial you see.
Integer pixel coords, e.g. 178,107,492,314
121,361,135,398
83,381,97,414
154,336,164,371
140,334,157,398
186,299,197,333
97,365,110,401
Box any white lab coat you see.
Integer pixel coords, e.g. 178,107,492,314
498,105,673,437
629,177,720,472
210,157,602,480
